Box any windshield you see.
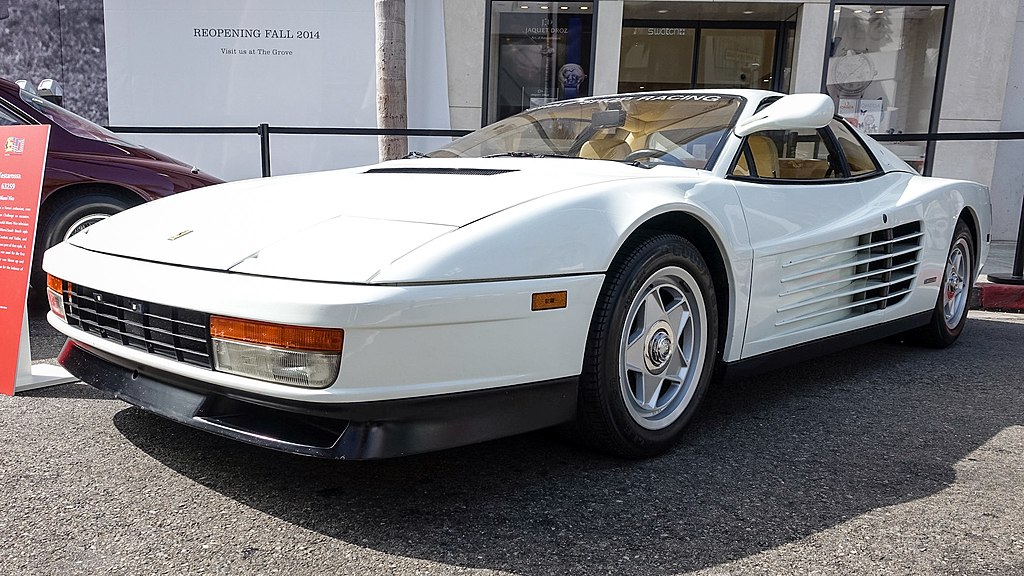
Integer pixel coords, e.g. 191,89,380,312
429,93,742,169
20,91,142,148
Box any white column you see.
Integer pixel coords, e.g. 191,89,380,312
932,0,1018,240
791,2,831,94
592,0,624,96
983,0,1024,238
442,0,486,129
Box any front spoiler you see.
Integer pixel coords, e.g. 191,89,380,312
59,340,578,459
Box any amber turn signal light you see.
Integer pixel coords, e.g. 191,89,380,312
46,274,66,321
532,291,567,311
210,316,343,352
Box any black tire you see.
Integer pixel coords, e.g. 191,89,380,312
917,220,974,348
574,233,718,458
31,188,139,293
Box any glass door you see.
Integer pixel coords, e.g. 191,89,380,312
485,1,595,124
695,28,777,90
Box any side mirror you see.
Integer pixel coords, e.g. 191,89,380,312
37,79,64,106
734,93,835,137
15,79,36,95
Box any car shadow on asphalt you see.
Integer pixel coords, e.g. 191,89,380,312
110,314,1024,575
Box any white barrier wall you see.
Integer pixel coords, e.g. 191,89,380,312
103,0,451,181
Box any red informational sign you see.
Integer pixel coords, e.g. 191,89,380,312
0,124,50,396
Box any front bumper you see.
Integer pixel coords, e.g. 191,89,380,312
60,340,578,459
45,242,603,403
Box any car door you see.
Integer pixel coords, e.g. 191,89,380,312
730,119,923,358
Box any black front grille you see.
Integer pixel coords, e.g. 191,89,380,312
63,284,213,369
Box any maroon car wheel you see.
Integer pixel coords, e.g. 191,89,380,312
31,188,140,293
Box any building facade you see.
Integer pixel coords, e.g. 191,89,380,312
0,0,1020,240
441,0,1024,241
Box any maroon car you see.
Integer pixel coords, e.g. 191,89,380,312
0,77,222,292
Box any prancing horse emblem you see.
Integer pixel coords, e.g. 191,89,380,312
168,229,193,241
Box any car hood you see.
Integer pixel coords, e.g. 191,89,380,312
68,158,665,282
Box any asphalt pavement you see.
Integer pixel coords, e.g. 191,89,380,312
4,305,1023,575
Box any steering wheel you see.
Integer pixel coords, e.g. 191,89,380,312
622,148,687,167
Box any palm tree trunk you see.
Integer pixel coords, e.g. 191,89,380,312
375,0,408,161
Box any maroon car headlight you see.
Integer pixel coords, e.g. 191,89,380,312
209,316,343,389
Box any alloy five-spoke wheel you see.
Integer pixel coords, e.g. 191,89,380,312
620,266,706,430
942,236,971,330
63,213,112,241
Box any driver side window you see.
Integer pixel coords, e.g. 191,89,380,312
0,103,23,126
731,128,841,181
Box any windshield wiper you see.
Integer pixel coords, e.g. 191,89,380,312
483,152,569,159
625,160,656,169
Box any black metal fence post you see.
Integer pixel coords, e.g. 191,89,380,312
257,123,272,177
987,189,1024,285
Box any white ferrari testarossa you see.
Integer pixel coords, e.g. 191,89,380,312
44,91,991,459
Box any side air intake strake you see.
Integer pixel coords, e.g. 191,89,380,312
775,222,923,328
363,168,517,176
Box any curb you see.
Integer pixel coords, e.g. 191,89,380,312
971,280,1024,312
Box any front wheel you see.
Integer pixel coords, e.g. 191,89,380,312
575,234,718,458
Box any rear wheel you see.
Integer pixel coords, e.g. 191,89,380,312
575,234,718,458
917,220,974,348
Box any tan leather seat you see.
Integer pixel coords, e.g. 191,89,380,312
778,158,830,179
747,135,779,178
579,128,632,160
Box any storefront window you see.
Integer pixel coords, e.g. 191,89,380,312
618,20,794,95
619,25,696,93
826,5,948,172
485,1,595,124
696,28,778,90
